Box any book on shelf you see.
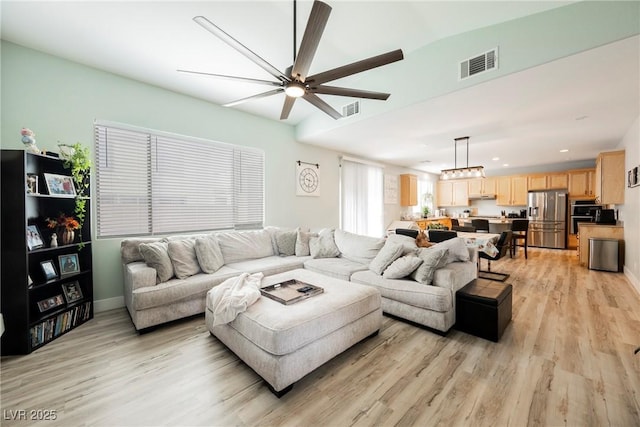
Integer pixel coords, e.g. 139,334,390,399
260,279,323,305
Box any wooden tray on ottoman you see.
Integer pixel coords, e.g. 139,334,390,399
260,279,323,305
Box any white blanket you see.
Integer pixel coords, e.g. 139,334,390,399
209,272,263,327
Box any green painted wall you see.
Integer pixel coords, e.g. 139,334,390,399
0,41,346,305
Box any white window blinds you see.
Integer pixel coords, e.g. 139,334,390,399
95,122,264,237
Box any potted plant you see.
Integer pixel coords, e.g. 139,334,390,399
422,206,430,218
59,142,91,247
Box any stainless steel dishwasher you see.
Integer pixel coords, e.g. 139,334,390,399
588,238,622,272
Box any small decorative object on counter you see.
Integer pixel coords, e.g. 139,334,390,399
21,127,40,154
46,213,80,246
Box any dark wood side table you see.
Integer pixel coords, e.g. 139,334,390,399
455,278,512,342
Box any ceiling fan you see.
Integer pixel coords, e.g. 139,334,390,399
178,0,404,120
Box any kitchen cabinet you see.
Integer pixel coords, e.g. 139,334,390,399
467,177,497,197
568,168,595,198
527,173,568,191
594,150,625,205
578,223,623,266
400,174,417,206
436,180,469,207
497,175,528,206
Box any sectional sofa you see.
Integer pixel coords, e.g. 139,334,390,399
120,227,478,332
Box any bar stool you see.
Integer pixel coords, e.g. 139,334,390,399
510,219,529,259
471,219,490,233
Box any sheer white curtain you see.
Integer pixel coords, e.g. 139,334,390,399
340,158,384,237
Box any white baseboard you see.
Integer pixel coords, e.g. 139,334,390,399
624,266,640,295
94,296,125,313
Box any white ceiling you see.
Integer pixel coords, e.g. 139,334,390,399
2,1,639,175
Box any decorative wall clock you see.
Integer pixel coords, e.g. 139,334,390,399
296,161,320,196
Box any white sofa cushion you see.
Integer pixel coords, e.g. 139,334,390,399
275,230,297,256
433,237,470,264
295,230,318,256
369,242,404,275
139,241,174,283
225,255,309,276
382,255,423,279
303,258,368,281
350,270,452,313
309,229,340,258
334,229,385,265
195,235,224,274
386,234,418,255
167,239,202,280
410,247,449,285
216,230,274,263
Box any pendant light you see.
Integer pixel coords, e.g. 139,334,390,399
439,136,485,180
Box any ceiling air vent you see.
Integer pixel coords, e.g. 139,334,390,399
459,47,498,80
342,100,360,118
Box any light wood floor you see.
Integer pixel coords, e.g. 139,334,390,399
2,248,639,426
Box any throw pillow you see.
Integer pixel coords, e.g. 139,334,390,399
275,230,297,256
383,255,424,279
195,236,224,274
295,230,318,256
309,229,340,259
139,241,174,283
410,247,449,285
386,233,418,255
432,237,470,264
167,239,202,280
369,242,404,275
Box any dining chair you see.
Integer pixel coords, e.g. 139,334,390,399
479,230,513,282
427,230,458,243
452,225,477,232
510,219,529,259
395,228,419,239
471,219,490,233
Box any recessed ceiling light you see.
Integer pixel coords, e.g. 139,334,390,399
503,163,509,167
492,157,500,161
560,149,569,153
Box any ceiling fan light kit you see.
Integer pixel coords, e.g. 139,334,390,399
181,0,403,120
440,136,486,180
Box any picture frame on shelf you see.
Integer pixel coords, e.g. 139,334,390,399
26,225,44,250
37,294,65,313
40,260,58,281
43,173,76,196
26,173,39,194
62,281,83,304
58,253,80,275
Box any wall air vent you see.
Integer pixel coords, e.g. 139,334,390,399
459,47,498,80
342,101,360,118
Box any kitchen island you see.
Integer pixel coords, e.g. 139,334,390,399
459,217,519,234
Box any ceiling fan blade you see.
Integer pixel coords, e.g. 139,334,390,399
177,69,283,87
307,49,404,85
291,0,332,82
302,92,342,120
311,85,390,100
223,88,284,107
280,96,297,120
193,16,288,82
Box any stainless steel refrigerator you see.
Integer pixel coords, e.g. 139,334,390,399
527,190,568,249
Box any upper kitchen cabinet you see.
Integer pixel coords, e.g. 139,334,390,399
468,177,497,198
496,175,528,206
568,168,595,198
594,150,625,205
437,180,469,207
527,173,568,191
400,174,417,206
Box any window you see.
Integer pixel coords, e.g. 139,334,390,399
340,157,384,237
417,178,435,216
95,122,264,237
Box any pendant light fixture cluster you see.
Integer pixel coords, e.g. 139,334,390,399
439,136,486,180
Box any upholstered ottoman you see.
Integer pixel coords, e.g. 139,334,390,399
206,269,382,396
455,278,512,342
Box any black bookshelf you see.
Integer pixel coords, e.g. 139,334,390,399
1,150,93,355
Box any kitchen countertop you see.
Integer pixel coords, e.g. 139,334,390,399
459,217,520,224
